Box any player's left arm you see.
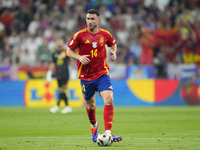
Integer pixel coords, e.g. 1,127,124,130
110,44,117,61
46,52,56,83
46,62,55,83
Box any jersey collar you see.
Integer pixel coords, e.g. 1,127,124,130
86,28,99,34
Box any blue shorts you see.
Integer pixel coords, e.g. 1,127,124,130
80,74,113,100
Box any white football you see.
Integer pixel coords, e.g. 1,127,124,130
97,132,113,146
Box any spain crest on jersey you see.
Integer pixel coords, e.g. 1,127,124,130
99,37,104,46
92,42,97,48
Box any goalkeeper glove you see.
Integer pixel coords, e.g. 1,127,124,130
46,70,52,83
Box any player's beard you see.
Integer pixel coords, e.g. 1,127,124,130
88,24,97,32
57,46,62,50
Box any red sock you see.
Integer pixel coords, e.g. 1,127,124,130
104,105,114,131
86,106,96,125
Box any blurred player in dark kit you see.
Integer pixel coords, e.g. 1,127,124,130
46,38,72,114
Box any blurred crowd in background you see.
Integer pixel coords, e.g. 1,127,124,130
0,0,200,80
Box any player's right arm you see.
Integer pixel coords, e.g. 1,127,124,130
66,47,90,65
67,29,90,65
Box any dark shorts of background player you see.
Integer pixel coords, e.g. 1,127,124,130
57,77,68,88
81,74,113,100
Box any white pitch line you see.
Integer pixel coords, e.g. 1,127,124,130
12,137,200,140
133,138,200,140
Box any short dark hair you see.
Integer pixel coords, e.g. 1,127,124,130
86,9,100,17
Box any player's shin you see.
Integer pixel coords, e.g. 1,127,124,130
103,105,114,132
58,91,68,105
86,106,97,127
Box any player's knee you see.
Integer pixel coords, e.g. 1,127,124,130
87,103,96,111
86,100,96,110
104,97,113,105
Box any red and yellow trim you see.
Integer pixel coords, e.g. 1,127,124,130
103,59,109,75
73,28,87,40
99,28,112,37
78,64,83,78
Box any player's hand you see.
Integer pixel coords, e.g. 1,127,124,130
110,50,116,61
46,70,52,83
79,55,90,65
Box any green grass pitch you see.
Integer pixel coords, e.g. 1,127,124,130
0,107,200,150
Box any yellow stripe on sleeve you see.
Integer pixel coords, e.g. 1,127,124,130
78,64,83,78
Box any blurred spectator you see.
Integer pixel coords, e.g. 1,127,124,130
2,42,13,59
43,26,54,43
10,47,19,80
20,49,36,66
0,9,14,36
35,30,45,48
25,35,38,64
60,15,77,32
145,0,170,12
142,15,156,31
175,8,192,25
0,57,11,80
123,6,136,30
129,37,142,64
139,27,155,65
99,5,112,28
49,5,62,20
121,46,135,65
110,14,122,31
8,30,19,47
161,23,177,63
12,46,21,65
116,27,129,46
135,6,148,23
169,2,180,27
27,14,40,35
179,27,195,64
19,0,32,9
1,0,19,8
153,21,164,57
40,14,50,31
10,63,19,80
38,44,51,66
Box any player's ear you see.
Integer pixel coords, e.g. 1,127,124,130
98,19,100,23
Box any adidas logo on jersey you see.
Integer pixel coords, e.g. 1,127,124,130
108,86,113,90
85,40,90,43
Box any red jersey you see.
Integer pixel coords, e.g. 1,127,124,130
67,28,116,81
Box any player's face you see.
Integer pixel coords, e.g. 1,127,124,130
86,13,100,32
56,39,64,50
